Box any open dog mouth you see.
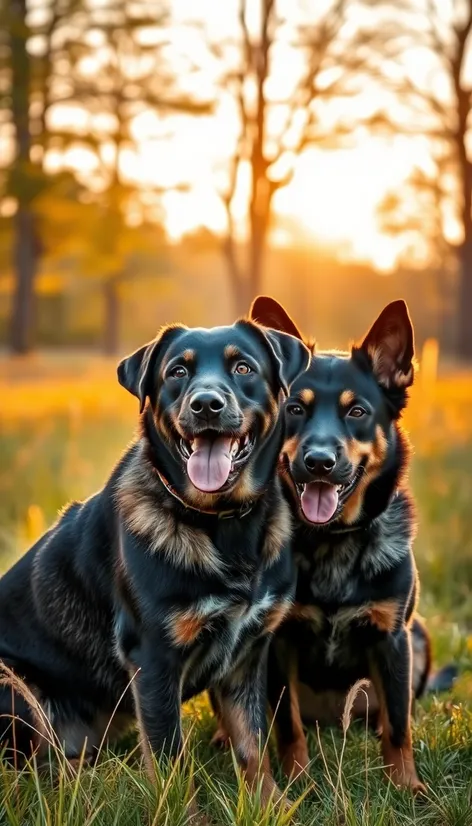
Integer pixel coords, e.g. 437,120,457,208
178,431,255,493
296,466,364,524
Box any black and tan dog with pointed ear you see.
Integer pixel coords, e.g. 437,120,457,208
249,296,427,793
0,307,310,820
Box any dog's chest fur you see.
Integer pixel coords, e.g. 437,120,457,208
175,529,294,695
293,491,414,667
117,471,295,698
178,581,280,697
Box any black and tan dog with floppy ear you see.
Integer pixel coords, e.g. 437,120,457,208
248,297,427,793
0,308,310,819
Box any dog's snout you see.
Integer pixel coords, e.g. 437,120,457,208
189,391,226,419
304,449,337,475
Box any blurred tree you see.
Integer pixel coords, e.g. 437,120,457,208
0,0,81,352
205,0,397,314
372,0,472,359
377,150,456,270
55,0,211,353
7,0,36,354
0,0,211,354
377,154,458,349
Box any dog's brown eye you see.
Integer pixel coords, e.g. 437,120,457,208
287,404,304,416
234,362,252,375
170,365,187,379
349,406,366,418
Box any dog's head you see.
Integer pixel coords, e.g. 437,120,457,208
251,296,415,526
118,308,310,506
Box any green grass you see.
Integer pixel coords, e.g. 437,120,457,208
0,358,472,824
1,699,472,825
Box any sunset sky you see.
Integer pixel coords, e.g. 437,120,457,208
42,0,461,271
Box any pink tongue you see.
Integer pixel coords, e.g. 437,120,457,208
186,435,233,492
300,482,339,523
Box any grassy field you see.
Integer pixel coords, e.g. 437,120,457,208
0,354,472,825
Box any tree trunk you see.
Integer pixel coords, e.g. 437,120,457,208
222,236,249,317
10,209,38,353
456,134,472,359
248,214,266,304
248,175,272,306
457,239,472,359
9,0,38,353
103,278,120,355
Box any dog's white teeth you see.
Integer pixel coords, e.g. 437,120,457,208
230,439,239,457
243,433,249,446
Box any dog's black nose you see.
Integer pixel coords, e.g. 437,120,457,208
190,391,226,419
304,450,337,475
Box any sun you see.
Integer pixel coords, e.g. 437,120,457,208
47,101,424,271
274,141,420,271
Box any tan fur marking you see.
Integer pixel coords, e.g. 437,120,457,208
117,455,222,574
182,349,195,363
264,599,292,635
369,661,424,792
224,344,241,359
290,603,324,630
131,681,155,778
330,600,399,633
171,611,204,646
339,389,355,407
368,599,399,633
232,467,256,502
299,388,315,405
343,425,388,524
219,701,283,807
277,657,310,780
283,435,300,463
345,436,370,468
154,412,173,446
262,392,278,437
263,496,292,565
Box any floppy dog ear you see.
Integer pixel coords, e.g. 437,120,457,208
250,295,304,341
263,329,311,395
353,300,415,390
117,326,184,413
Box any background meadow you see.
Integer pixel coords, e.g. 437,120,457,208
1,348,472,826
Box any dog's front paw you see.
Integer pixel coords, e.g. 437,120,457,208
280,739,310,781
385,766,427,795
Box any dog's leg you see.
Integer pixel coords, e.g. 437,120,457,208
208,689,230,750
369,629,426,793
214,641,286,810
267,643,309,780
131,665,182,774
128,642,209,825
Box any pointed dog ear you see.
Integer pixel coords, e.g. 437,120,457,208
262,328,311,395
117,325,184,413
249,295,304,341
353,300,415,390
